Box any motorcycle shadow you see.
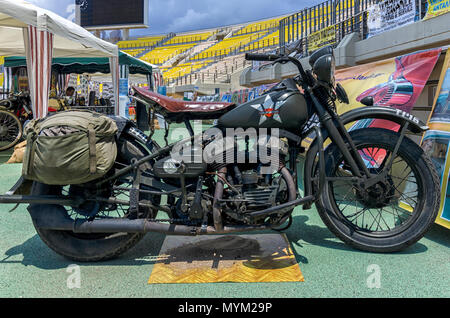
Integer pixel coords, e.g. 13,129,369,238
1,232,301,272
153,235,299,272
286,214,429,264
1,214,431,270
0,232,167,270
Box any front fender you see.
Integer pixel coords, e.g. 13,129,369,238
302,106,428,207
339,106,428,134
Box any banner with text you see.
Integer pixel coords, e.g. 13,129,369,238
307,25,337,53
424,0,450,20
367,0,416,38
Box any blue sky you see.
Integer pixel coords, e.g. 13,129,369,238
27,0,322,37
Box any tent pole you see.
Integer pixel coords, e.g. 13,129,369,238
109,56,120,115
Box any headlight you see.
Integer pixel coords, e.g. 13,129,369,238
313,54,335,84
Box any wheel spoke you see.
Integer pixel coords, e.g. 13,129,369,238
329,140,421,234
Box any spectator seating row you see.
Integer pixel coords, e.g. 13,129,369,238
117,35,165,49
234,17,283,35
121,48,146,57
165,32,213,45
140,43,196,65
192,31,268,60
161,60,213,80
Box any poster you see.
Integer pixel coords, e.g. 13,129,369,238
423,0,450,20
335,48,441,132
421,48,450,229
367,0,416,38
118,78,129,96
307,25,336,53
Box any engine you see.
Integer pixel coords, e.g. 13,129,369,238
219,166,289,224
151,134,291,226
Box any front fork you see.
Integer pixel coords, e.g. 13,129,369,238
308,89,408,192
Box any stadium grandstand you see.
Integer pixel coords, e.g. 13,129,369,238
113,0,432,90
114,13,291,87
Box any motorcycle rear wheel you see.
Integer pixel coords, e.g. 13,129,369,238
30,137,158,262
315,128,440,253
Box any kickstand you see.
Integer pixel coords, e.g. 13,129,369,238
8,203,20,213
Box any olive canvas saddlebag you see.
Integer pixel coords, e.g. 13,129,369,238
22,110,118,185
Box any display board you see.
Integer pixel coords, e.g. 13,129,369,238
421,48,450,229
307,25,336,53
367,0,416,38
78,0,149,29
423,0,450,20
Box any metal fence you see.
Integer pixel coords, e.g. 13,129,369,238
279,0,427,56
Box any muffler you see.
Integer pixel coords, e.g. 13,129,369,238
28,204,270,235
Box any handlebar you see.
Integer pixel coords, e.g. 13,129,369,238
244,53,280,62
246,53,311,87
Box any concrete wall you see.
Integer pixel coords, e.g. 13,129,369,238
166,82,231,97
165,69,247,97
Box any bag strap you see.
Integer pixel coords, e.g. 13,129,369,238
87,123,97,174
22,131,37,178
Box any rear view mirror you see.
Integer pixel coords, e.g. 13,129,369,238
336,83,349,104
360,96,374,106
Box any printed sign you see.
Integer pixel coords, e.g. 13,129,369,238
335,48,441,131
307,25,336,53
118,78,129,96
421,48,450,229
367,0,416,38
423,0,450,20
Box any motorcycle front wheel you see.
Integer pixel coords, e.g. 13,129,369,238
315,128,440,253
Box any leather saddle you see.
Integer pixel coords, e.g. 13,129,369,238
132,86,235,122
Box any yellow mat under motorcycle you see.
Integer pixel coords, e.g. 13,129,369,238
148,233,304,284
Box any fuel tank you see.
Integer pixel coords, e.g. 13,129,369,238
217,89,310,130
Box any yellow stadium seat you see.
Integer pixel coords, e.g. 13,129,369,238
122,48,146,57
234,17,283,36
141,44,196,65
161,60,213,80
165,32,213,45
192,32,268,60
117,35,165,49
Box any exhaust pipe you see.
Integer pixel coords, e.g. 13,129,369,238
212,167,226,231
28,204,270,235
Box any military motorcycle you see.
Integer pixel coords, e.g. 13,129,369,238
1,46,439,261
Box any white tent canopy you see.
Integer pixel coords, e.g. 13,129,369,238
0,0,118,57
0,0,120,117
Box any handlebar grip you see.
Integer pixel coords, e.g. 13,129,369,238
245,53,279,61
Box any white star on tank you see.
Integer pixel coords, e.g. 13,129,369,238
250,94,285,125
